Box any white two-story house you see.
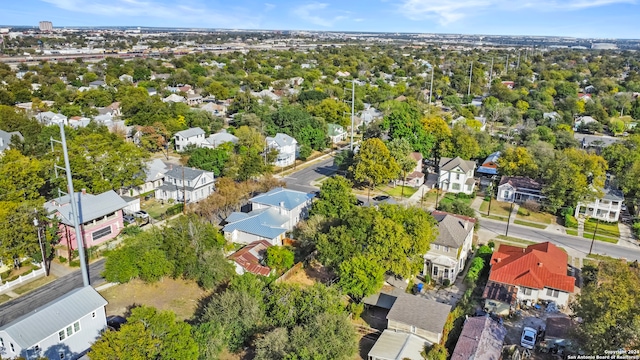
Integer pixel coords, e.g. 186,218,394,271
424,211,475,284
575,187,624,222
173,127,206,152
266,133,298,167
155,165,214,203
438,157,476,195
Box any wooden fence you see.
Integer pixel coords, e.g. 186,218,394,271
274,261,303,284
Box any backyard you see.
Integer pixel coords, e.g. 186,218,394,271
140,198,179,219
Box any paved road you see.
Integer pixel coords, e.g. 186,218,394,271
283,157,337,192
0,259,106,327
479,218,640,261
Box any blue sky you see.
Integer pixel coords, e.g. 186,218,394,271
1,0,639,38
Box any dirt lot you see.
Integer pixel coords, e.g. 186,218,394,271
283,259,334,287
99,277,209,320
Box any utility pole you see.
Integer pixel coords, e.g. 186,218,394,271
517,51,521,69
588,218,600,255
51,122,89,287
32,209,48,276
182,165,186,214
429,66,434,105
467,61,473,97
505,201,515,237
505,54,509,75
350,80,355,151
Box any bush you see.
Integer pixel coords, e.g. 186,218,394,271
564,214,578,228
165,203,183,216
348,302,364,319
442,279,451,287
633,222,640,237
465,257,485,286
69,260,81,267
422,343,448,360
484,195,491,201
455,192,470,200
522,200,541,213
58,256,68,263
487,241,495,249
122,225,142,236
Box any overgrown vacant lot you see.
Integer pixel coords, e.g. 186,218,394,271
100,277,209,321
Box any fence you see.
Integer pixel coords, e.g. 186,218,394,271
274,261,303,284
0,264,46,294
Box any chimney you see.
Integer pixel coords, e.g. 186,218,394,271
279,201,285,215
495,257,501,263
81,188,86,195
538,262,543,267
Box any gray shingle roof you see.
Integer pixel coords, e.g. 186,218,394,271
431,212,474,248
439,157,476,173
0,286,107,349
250,187,314,210
44,190,127,226
174,127,204,139
223,208,289,239
164,165,211,181
387,294,452,335
602,187,624,201
451,316,506,360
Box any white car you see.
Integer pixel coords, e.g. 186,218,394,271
521,327,537,349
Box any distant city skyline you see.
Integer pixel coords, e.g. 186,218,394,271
1,0,639,39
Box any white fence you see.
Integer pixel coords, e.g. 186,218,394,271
0,264,46,294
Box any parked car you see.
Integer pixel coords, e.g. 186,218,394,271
356,199,365,206
373,195,390,201
521,326,537,349
134,210,149,219
123,214,135,224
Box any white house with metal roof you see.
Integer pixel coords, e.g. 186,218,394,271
155,165,214,203
173,127,206,152
249,187,314,230
223,208,290,246
202,131,238,149
0,286,107,360
266,133,298,167
35,111,68,126
438,157,476,195
124,158,170,197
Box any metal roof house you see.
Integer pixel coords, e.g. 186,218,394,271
202,131,238,149
368,330,428,360
265,133,298,167
44,190,128,250
0,286,107,360
477,151,501,176
223,208,289,246
250,187,314,231
173,127,205,152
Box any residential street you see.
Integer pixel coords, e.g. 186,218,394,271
478,217,640,261
0,259,106,327
282,157,337,192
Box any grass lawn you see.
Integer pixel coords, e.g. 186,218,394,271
514,219,548,229
566,229,579,236
583,259,599,268
583,219,620,238
0,294,12,305
421,190,439,204
12,275,57,295
100,277,209,321
515,208,555,224
377,185,418,198
482,214,508,222
495,235,537,245
141,198,174,219
479,200,512,217
438,193,473,206
586,253,618,262
582,233,618,243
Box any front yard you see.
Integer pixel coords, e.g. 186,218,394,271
376,185,418,198
479,199,513,217
516,207,556,225
583,218,620,239
140,198,176,219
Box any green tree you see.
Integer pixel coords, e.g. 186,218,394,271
307,98,350,127
338,255,385,299
350,138,399,191
572,261,640,353
0,149,45,202
265,246,295,273
90,306,198,360
186,144,232,176
498,146,538,178
312,176,357,219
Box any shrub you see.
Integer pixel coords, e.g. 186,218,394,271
484,195,491,201
165,203,183,216
122,225,142,236
633,222,640,237
564,214,578,228
422,343,448,360
465,257,485,286
58,256,68,263
442,279,451,287
348,302,364,319
522,200,541,213
455,192,470,200
69,260,81,267
487,241,495,249
517,207,530,216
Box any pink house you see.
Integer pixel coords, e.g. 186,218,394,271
44,190,127,251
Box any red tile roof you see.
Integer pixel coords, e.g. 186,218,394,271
228,240,272,276
488,242,574,293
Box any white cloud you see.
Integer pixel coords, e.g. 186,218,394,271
292,2,347,27
40,0,260,28
398,0,636,25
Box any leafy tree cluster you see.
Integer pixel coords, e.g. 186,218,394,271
103,215,234,289
194,274,358,359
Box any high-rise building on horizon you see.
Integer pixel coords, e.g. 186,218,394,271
39,21,53,32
